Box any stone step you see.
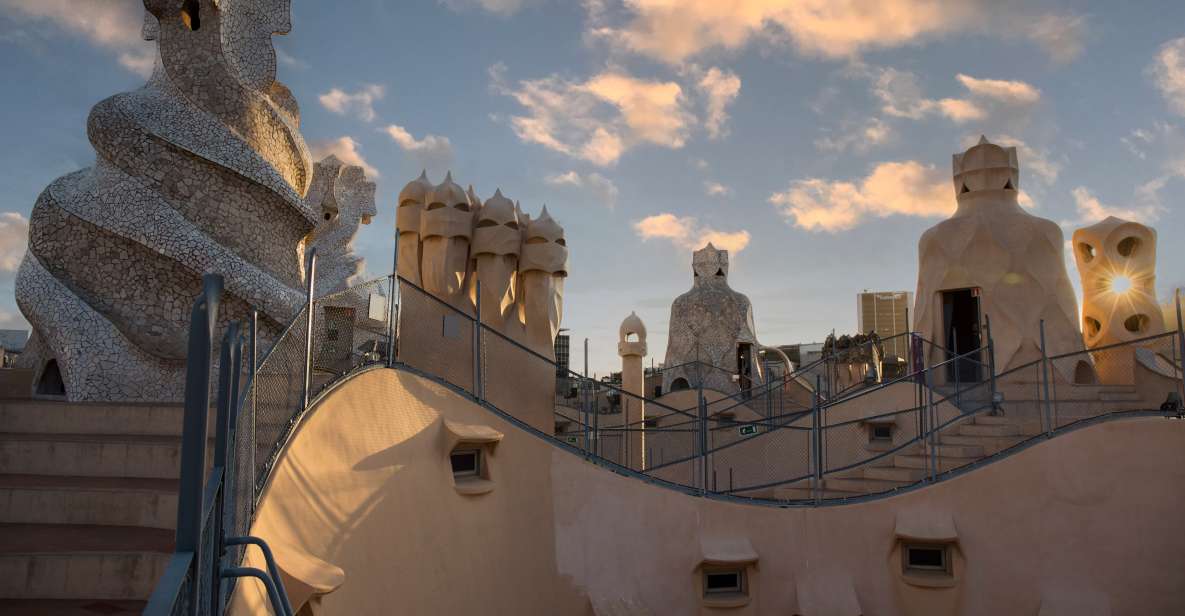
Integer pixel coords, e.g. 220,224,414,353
972,414,1013,425
939,433,1026,455
0,475,177,529
0,523,172,600
0,599,145,615
893,454,980,472
958,423,1019,437
0,433,194,479
822,477,911,495
0,401,187,436
863,466,928,482
1099,391,1143,402
921,443,985,458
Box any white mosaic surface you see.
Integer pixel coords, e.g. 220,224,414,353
16,0,323,401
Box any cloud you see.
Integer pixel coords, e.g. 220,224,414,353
0,212,28,275
704,181,731,197
1015,13,1087,65
587,0,1085,65
439,0,529,16
815,118,893,153
545,171,619,207
1070,187,1162,225
769,161,952,232
309,137,380,178
0,0,155,76
1150,37,1185,116
491,64,694,166
634,213,750,253
383,125,454,174
955,74,1041,105
319,85,385,122
1121,125,1165,160
873,68,1037,124
695,67,741,140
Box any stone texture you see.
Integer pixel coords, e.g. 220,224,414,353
661,244,764,394
15,0,321,401
307,155,377,295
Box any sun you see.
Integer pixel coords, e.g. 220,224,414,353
1110,275,1133,295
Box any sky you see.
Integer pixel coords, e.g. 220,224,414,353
0,0,1183,376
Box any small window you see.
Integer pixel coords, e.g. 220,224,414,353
716,413,736,427
703,569,745,597
644,419,658,428
871,424,893,442
903,544,951,575
450,448,481,478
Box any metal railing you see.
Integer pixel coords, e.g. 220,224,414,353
145,249,396,615
150,255,1185,614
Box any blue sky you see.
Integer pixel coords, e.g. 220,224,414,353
0,0,1183,375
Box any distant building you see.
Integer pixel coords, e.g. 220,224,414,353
554,331,570,377
857,291,913,360
0,329,28,368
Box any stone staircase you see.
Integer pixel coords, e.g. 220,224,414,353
777,385,1150,500
0,400,191,615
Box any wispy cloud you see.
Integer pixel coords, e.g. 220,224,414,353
383,125,454,175
1150,37,1185,116
634,213,750,253
815,118,893,153
693,66,741,140
704,181,731,197
0,212,28,276
1069,186,1161,225
770,161,952,232
586,0,1086,65
0,0,154,76
873,68,1039,124
438,0,530,16
319,84,385,122
309,136,380,178
545,171,619,208
490,63,694,166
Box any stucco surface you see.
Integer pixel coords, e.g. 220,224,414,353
239,367,1185,615
914,137,1086,383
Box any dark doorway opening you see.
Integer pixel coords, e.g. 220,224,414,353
941,289,983,383
36,359,66,396
670,377,690,392
737,342,753,398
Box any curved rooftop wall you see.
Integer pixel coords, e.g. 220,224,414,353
235,367,1185,615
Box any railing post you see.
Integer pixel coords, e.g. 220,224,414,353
985,315,999,416
248,309,258,510
925,368,936,481
583,339,590,456
210,320,240,613
176,273,222,616
299,249,317,411
1039,319,1053,436
812,374,822,503
692,379,701,495
1176,290,1185,400
387,232,399,367
952,327,960,409
473,280,482,402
